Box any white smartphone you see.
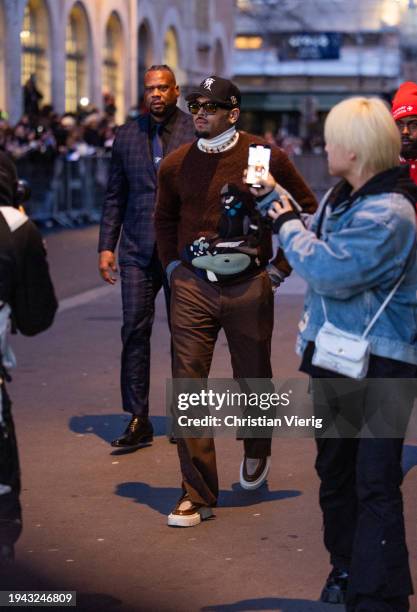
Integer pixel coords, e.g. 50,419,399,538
245,144,271,188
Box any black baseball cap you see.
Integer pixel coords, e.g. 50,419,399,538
186,76,241,108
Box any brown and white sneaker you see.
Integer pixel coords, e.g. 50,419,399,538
240,456,271,490
167,495,214,527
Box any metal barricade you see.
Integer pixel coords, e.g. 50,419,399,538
15,155,56,224
16,153,111,227
16,152,333,227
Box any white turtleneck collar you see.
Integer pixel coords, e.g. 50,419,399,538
197,126,239,154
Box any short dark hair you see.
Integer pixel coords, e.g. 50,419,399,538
145,64,176,83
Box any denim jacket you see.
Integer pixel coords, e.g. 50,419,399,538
278,168,417,365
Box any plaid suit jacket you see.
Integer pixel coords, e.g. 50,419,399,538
98,109,195,266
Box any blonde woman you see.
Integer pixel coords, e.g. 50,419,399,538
251,97,417,611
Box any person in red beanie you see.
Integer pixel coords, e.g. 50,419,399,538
392,81,417,185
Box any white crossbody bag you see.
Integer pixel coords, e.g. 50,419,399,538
312,274,405,379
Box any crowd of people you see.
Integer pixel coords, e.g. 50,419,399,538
2,64,417,612
0,102,120,163
264,128,325,156
0,109,322,163
0,76,323,165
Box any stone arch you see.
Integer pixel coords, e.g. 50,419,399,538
102,10,124,123
163,27,179,70
137,19,155,102
65,0,93,112
20,0,52,107
160,7,186,85
213,39,225,75
211,23,230,77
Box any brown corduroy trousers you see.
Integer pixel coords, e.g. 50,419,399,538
170,264,274,506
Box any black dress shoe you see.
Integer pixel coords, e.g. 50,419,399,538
320,567,348,604
111,416,153,448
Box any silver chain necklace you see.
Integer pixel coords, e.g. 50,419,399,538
198,131,239,154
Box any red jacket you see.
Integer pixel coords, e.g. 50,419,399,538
401,157,417,186
409,160,417,186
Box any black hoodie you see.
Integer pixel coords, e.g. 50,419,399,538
0,152,57,336
0,151,17,206
328,166,417,211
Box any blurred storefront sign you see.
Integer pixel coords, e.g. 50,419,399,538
278,32,342,61
241,91,345,112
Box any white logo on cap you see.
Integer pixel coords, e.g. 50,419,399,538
393,105,409,119
230,95,237,105
203,78,215,91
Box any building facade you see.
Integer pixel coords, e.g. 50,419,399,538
233,0,417,137
0,0,234,124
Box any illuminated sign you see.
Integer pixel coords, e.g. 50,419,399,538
279,32,341,60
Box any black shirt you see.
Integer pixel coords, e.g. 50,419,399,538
149,107,179,155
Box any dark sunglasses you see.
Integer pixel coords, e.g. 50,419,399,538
187,101,231,115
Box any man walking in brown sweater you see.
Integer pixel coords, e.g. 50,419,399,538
155,76,316,527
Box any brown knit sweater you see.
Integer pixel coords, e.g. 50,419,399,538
155,131,317,275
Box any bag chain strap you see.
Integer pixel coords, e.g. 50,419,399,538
320,272,406,340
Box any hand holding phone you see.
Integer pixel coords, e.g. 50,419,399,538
274,183,303,213
245,144,271,188
269,195,292,217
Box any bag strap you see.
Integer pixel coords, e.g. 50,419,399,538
320,296,329,322
362,273,405,338
320,272,406,338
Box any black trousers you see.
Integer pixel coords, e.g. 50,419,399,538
120,250,170,416
0,384,22,547
316,437,412,610
312,362,416,612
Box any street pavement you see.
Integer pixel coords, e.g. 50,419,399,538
1,226,417,612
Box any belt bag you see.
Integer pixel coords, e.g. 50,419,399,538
312,273,405,379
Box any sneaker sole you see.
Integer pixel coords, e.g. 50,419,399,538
239,457,271,490
167,507,214,527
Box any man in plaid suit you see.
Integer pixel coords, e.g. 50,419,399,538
98,65,195,449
